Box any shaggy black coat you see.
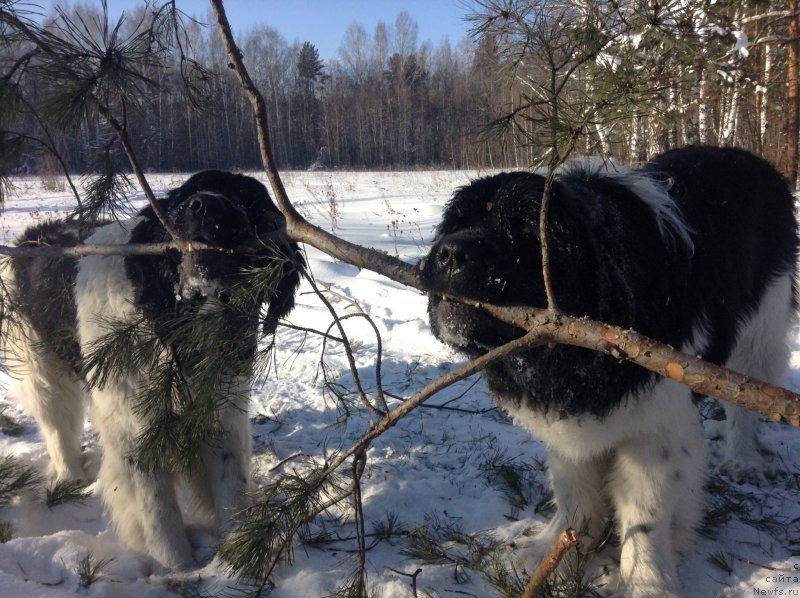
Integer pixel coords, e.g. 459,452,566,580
421,146,799,417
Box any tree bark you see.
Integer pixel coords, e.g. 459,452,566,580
787,0,799,188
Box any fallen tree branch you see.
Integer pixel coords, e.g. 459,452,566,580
210,0,800,429
474,303,800,427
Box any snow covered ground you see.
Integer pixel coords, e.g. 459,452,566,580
0,171,798,597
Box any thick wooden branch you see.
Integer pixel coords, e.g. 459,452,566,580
207,0,800,429
475,302,800,427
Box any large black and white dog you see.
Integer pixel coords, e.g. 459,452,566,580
420,146,798,597
2,171,303,569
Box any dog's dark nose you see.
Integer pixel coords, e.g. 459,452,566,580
435,238,468,272
180,192,251,245
188,196,204,213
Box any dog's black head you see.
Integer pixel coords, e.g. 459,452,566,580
164,170,287,248
421,169,683,416
126,171,304,334
420,172,550,357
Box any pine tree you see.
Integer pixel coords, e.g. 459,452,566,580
292,41,325,167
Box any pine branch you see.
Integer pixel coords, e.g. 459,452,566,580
218,460,348,585
0,2,196,242
78,253,296,473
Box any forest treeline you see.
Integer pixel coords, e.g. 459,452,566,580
3,1,800,178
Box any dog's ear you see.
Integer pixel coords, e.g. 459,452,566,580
227,173,287,237
262,251,304,335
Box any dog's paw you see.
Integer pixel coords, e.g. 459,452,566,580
186,526,217,566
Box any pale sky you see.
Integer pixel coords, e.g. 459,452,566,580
44,0,476,59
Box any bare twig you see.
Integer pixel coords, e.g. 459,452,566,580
307,274,385,419
522,528,579,598
208,0,420,290
538,168,559,313
315,329,546,491
0,227,288,260
267,451,309,473
352,449,368,595
385,566,424,598
97,106,180,241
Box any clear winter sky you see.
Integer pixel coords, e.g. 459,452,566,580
45,1,476,60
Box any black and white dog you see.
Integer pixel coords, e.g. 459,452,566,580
2,171,304,569
420,146,798,597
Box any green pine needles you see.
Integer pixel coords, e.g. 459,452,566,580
80,249,298,474
218,458,348,584
0,454,41,541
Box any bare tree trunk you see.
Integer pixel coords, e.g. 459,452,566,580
760,42,773,153
630,116,642,162
667,86,678,148
787,0,799,188
677,68,688,146
721,75,742,146
698,68,709,144
595,122,612,159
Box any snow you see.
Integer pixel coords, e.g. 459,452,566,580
1,171,799,597
732,30,750,58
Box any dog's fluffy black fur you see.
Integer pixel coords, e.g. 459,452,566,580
4,170,304,569
420,146,798,596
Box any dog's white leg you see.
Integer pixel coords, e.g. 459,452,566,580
717,275,793,484
718,405,773,484
191,386,252,533
539,449,612,549
91,390,192,570
5,321,85,482
516,447,612,575
607,389,706,598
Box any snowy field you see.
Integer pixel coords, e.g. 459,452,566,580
0,170,799,597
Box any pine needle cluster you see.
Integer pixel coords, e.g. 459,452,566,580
400,514,502,582
0,453,41,541
45,479,93,509
218,458,348,585
75,551,114,588
0,453,40,507
80,253,297,474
